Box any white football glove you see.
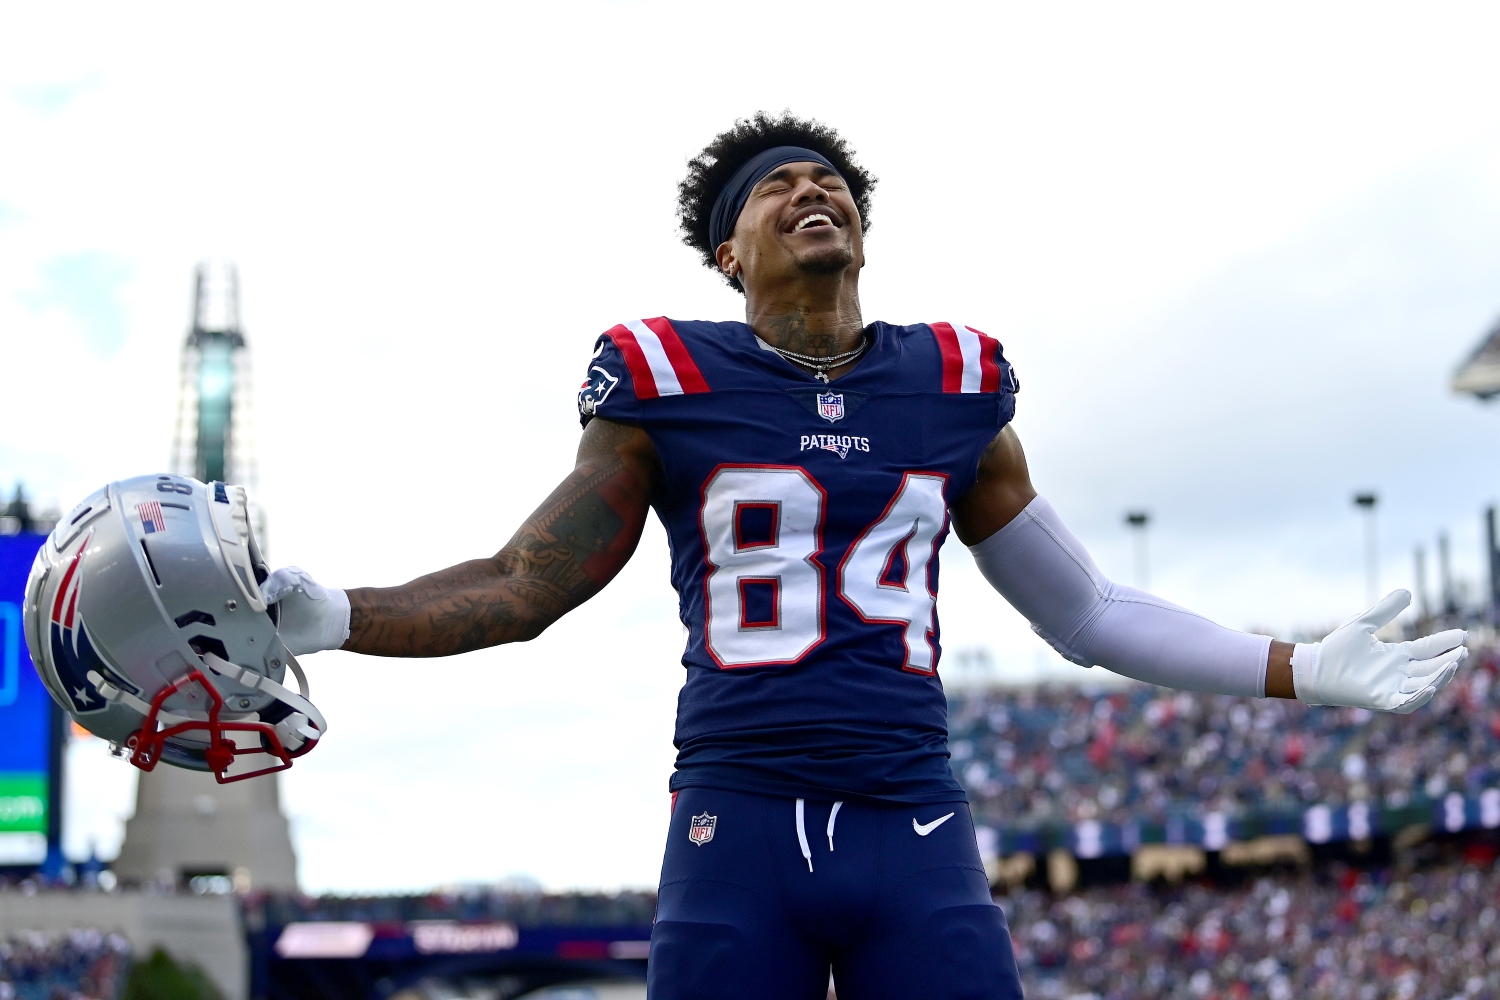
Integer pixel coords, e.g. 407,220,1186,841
262,566,351,656
1291,589,1466,714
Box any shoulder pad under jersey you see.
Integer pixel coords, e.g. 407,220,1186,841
577,317,711,426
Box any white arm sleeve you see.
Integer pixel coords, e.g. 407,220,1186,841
968,496,1272,697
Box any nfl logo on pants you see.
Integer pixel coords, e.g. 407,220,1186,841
688,812,717,846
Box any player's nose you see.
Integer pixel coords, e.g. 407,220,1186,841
789,177,830,204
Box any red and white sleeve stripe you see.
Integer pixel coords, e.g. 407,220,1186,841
929,322,1003,394
607,317,710,399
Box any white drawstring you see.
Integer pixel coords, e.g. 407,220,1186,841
796,800,847,870
795,799,814,872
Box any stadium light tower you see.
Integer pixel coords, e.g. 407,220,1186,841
114,262,297,894
1452,317,1500,622
170,261,263,539
1353,493,1377,608
1124,511,1150,590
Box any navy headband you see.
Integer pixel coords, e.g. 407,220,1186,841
708,146,841,251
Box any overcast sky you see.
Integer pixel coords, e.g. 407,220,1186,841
7,1,1500,893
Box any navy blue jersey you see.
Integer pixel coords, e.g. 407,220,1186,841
577,318,1018,804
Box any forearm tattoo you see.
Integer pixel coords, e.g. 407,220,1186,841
344,420,652,657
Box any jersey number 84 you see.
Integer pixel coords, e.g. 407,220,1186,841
700,466,947,674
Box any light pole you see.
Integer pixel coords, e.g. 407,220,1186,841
1414,545,1430,623
1125,511,1150,590
1486,506,1500,625
1353,493,1378,608
1439,531,1457,617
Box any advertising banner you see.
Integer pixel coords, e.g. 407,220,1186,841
0,533,53,864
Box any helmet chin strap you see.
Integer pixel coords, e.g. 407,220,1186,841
86,649,328,781
88,670,197,729
198,650,327,748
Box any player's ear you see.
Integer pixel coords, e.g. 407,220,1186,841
715,242,739,283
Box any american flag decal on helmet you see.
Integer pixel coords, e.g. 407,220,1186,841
137,501,166,534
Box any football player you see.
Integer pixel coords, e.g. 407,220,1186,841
267,113,1468,999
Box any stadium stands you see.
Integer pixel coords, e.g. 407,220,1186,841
956,641,1500,997
1003,858,1500,999
10,650,1500,999
246,888,657,929
0,928,131,1000
948,646,1500,856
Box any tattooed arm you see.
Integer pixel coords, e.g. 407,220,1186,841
343,418,658,656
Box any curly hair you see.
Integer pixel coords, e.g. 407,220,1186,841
677,112,877,291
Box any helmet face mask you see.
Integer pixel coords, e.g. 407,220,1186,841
23,474,327,783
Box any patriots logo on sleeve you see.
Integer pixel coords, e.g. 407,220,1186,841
578,364,620,417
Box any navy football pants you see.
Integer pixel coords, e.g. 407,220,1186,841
648,788,1024,999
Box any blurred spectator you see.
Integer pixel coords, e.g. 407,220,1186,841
948,647,1500,830
0,928,131,1000
1002,858,1500,1000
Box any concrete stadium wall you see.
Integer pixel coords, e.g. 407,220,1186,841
0,891,246,1000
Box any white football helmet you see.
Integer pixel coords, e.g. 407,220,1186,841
22,474,327,782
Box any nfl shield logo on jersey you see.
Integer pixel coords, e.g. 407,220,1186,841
816,391,845,423
688,812,717,846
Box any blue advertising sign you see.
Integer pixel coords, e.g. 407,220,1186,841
0,533,52,864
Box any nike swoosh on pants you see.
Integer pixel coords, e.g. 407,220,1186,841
912,812,955,836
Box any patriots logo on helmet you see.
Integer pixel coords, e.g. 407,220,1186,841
26,474,330,784
48,533,137,713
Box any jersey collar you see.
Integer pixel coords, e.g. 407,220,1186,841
732,320,900,393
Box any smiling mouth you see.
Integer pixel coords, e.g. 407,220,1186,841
793,213,836,232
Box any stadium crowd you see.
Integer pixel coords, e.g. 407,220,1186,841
0,929,130,1000
948,646,1500,830
245,887,658,929
1003,856,1500,1000
10,649,1500,999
